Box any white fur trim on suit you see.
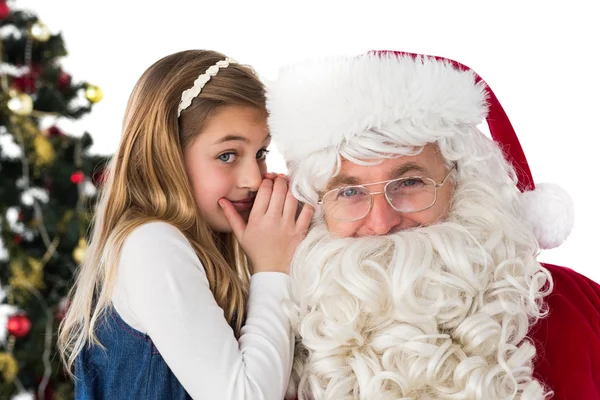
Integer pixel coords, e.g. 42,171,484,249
267,53,489,163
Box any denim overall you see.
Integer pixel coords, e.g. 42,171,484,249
75,306,192,399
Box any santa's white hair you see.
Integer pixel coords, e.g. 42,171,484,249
285,122,554,399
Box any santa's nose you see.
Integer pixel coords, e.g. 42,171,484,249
362,194,404,235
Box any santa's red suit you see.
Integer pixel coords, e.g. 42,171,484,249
531,263,600,398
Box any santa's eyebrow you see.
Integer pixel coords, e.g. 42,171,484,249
326,162,432,190
326,175,359,190
389,163,431,178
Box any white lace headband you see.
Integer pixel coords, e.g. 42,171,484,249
177,57,236,117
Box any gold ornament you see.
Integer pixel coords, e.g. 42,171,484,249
29,21,51,42
33,134,56,167
9,258,45,294
85,84,103,103
73,238,88,263
20,118,39,136
0,352,19,383
7,92,33,116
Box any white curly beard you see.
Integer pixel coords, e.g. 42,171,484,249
287,179,553,400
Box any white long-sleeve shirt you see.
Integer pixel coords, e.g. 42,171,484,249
111,221,293,399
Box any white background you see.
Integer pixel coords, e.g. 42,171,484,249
13,0,599,282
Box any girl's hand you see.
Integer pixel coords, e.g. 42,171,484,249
219,176,313,274
264,172,289,181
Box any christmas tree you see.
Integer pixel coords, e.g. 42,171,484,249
0,1,109,398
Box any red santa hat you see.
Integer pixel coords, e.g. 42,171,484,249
267,50,573,249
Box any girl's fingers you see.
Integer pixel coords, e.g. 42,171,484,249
266,176,288,215
296,204,315,234
218,199,247,239
282,187,299,221
249,178,273,217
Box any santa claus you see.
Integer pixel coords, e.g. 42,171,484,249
267,51,600,399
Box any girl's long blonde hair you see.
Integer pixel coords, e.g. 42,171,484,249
58,50,266,372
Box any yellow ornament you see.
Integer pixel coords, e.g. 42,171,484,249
0,352,19,383
21,118,39,136
9,258,45,293
73,238,88,263
33,134,56,166
29,21,51,42
85,84,104,103
7,93,33,116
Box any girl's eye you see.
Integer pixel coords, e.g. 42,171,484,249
218,153,237,163
256,148,270,160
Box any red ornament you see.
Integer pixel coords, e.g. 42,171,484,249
57,71,71,90
0,1,10,20
13,234,23,245
12,74,37,92
7,313,32,337
12,65,42,93
46,126,64,137
56,297,71,321
92,168,109,186
70,171,85,184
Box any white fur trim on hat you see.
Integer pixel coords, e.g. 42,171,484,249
267,53,488,163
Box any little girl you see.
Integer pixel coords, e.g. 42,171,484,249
58,50,313,399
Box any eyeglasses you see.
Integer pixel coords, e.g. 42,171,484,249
319,165,455,222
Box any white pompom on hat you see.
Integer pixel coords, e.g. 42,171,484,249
267,50,573,249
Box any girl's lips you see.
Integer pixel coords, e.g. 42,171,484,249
229,198,254,212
